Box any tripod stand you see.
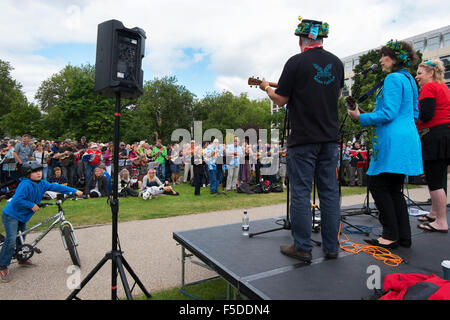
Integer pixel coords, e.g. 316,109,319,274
67,92,151,300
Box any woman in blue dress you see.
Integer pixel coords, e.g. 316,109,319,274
348,40,423,249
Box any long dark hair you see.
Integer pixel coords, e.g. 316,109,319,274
379,41,418,72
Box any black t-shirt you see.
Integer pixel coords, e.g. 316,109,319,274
275,48,344,147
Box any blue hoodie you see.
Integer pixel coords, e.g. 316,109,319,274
2,178,78,223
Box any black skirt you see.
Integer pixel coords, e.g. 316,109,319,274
420,123,450,162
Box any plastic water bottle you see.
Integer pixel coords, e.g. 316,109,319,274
242,211,249,236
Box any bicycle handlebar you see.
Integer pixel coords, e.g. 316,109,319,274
38,193,83,208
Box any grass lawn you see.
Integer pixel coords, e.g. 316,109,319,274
0,183,371,234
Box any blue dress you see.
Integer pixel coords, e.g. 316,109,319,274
359,69,423,176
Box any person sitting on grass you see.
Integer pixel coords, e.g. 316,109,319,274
44,167,68,200
118,168,139,197
0,161,82,283
140,168,179,199
84,167,109,198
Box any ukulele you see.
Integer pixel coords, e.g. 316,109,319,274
345,96,366,114
248,77,278,88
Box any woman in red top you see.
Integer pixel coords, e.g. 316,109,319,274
85,143,102,183
415,59,450,233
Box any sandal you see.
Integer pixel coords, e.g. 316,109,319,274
417,215,436,223
417,222,448,233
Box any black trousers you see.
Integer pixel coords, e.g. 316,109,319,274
369,173,410,242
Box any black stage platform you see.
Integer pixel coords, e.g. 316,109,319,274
173,204,450,300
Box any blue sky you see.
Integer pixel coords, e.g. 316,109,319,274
34,43,216,98
1,0,449,103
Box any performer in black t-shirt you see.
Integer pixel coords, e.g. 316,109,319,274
259,17,344,263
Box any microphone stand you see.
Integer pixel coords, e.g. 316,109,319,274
338,72,382,234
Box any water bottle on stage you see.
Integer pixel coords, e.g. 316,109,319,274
242,211,249,236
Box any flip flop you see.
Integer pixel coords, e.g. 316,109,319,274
417,222,448,233
417,215,436,223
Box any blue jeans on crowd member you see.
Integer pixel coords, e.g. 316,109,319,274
156,163,166,183
85,164,98,184
42,166,48,181
209,169,221,193
287,142,341,254
0,214,26,269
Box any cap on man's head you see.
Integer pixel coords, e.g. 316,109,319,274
295,16,329,40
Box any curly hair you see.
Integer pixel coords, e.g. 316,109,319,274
380,40,418,72
418,59,445,84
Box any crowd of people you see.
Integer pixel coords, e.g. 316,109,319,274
0,134,294,199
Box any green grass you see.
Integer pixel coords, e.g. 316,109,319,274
0,184,369,233
0,183,372,234
135,278,240,300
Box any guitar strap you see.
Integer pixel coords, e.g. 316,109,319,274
357,80,384,103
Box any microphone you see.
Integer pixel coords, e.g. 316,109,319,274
361,64,378,75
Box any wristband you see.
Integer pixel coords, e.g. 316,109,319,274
264,85,270,92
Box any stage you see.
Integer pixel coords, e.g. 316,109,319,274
173,204,450,300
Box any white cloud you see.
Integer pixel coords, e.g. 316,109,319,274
1,0,449,102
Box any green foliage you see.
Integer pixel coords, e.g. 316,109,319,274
1,60,281,143
0,59,29,136
340,46,422,142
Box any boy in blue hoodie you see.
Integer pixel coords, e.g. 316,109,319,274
0,161,82,283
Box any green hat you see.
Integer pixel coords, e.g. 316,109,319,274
295,16,329,40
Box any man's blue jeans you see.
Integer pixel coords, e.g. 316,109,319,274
0,214,26,269
209,169,221,193
287,142,341,254
156,163,166,183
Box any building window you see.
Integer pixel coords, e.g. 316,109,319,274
353,59,359,67
441,55,450,69
414,40,425,52
344,61,352,73
444,33,450,48
342,78,350,96
427,36,440,51
441,56,450,81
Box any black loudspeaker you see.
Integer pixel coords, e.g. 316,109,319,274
94,19,146,99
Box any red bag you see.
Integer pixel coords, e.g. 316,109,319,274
380,273,450,300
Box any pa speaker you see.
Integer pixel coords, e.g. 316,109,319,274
94,19,146,99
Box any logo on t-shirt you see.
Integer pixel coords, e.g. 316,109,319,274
313,63,335,85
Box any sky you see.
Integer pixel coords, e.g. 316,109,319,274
1,0,449,104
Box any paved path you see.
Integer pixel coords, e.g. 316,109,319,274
0,184,442,300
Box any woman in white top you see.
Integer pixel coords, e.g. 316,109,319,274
140,168,179,198
33,143,49,181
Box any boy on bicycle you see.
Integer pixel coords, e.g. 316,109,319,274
0,161,83,283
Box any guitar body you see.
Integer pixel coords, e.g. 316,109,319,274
345,96,366,114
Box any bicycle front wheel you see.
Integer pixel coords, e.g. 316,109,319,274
61,225,81,267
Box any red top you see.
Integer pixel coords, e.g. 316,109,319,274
86,149,102,165
416,81,450,130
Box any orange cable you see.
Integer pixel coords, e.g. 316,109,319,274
338,223,404,267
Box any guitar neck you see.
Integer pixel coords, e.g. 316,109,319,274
248,77,278,88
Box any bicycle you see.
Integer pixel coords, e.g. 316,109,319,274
0,194,82,267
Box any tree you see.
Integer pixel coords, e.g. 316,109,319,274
0,59,29,136
193,91,272,136
35,64,90,113
134,76,195,144
340,47,423,142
